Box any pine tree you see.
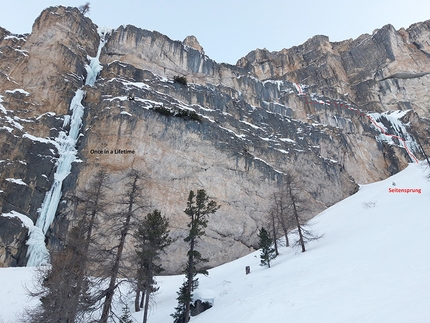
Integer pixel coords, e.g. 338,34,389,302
258,227,277,268
172,189,220,323
134,209,172,323
119,304,133,323
171,282,191,323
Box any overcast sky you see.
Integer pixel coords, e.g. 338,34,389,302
0,0,429,64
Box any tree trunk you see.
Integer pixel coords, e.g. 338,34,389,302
99,231,124,322
140,290,145,308
278,215,290,248
271,213,279,256
275,200,290,247
100,174,137,323
287,182,305,252
184,236,195,323
142,286,150,323
68,172,107,322
135,289,141,312
292,197,305,252
100,216,131,322
142,260,153,323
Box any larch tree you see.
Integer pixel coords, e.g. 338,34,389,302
100,169,148,323
25,170,109,323
172,189,220,323
70,170,110,320
25,241,86,323
272,185,294,248
78,2,90,15
134,209,172,323
284,173,322,253
265,208,282,256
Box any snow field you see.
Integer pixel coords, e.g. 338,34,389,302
1,163,429,322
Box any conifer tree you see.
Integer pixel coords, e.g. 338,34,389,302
265,208,282,256
100,170,147,323
172,282,191,323
272,186,293,248
172,189,220,323
134,209,172,323
119,305,133,323
26,170,109,323
258,227,277,268
284,173,322,252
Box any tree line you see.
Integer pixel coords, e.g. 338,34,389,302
24,169,319,322
23,169,220,323
258,173,322,268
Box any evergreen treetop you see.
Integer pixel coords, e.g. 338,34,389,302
258,226,277,268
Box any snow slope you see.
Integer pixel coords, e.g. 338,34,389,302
1,163,429,322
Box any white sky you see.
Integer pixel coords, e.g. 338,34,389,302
0,0,429,64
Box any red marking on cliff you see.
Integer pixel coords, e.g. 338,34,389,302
294,83,305,95
388,187,422,194
366,115,419,163
296,88,419,164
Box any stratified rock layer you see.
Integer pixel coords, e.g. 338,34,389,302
1,6,428,272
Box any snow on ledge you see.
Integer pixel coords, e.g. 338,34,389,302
1,211,49,266
23,133,57,147
5,89,30,96
193,288,216,306
6,178,28,186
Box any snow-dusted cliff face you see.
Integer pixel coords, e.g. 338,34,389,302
0,6,428,273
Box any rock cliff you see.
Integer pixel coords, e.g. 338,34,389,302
0,6,428,272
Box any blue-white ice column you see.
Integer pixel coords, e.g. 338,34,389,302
26,37,106,266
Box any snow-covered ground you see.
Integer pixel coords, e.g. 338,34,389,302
1,163,429,323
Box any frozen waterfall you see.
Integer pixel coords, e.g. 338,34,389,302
26,32,108,266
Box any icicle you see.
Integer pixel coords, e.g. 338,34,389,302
26,32,108,266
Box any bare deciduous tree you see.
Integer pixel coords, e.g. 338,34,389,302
271,186,294,248
78,2,90,15
283,173,322,252
25,170,110,323
99,169,148,323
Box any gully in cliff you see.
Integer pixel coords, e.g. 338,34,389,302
26,29,110,267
